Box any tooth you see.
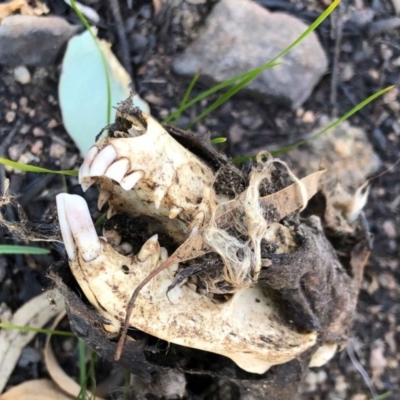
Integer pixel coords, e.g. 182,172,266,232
189,211,205,235
120,171,143,191
104,158,129,183
98,189,111,210
79,146,99,184
137,234,160,262
160,247,169,262
103,228,121,246
117,242,133,255
89,145,117,177
154,186,167,209
169,206,182,219
81,178,95,192
346,184,370,222
63,194,101,262
107,206,118,219
190,226,199,236
56,194,76,260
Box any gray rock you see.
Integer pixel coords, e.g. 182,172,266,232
172,0,328,109
0,15,78,66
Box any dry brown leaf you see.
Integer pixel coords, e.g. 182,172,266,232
44,311,106,400
0,379,73,400
0,0,49,21
167,170,326,265
260,169,325,219
0,290,64,393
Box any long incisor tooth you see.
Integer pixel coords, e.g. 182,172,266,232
63,194,101,262
137,234,160,263
56,194,76,260
169,206,182,219
120,171,143,191
98,189,111,210
154,186,167,209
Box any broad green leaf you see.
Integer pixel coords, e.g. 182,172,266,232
59,30,149,155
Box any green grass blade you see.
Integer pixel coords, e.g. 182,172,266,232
0,245,50,255
78,339,87,400
186,71,260,129
70,0,111,125
162,61,282,124
211,137,227,144
0,157,78,176
0,322,75,336
171,71,202,125
186,0,340,127
371,392,392,400
270,85,394,156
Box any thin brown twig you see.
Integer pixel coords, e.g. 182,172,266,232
329,3,345,118
109,0,134,81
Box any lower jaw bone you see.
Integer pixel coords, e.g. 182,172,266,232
57,193,317,374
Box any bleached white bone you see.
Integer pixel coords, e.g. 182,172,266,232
57,193,317,374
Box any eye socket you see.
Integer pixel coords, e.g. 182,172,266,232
122,265,130,274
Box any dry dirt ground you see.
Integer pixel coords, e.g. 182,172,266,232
0,0,399,399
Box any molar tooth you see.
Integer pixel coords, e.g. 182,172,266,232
79,146,99,184
154,186,167,209
120,171,143,191
116,242,133,255
137,234,160,262
169,206,183,219
89,145,117,177
103,228,121,246
98,189,111,210
104,158,130,183
107,206,118,219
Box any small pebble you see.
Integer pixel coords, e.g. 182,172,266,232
304,371,318,392
8,144,23,161
20,124,31,134
31,140,43,155
33,127,45,136
351,394,367,400
370,343,387,370
341,63,354,81
382,220,397,238
14,65,31,84
334,375,348,393
19,97,28,107
50,142,66,158
47,119,58,129
302,110,315,123
5,110,16,123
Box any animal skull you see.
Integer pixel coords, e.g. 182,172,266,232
57,101,336,374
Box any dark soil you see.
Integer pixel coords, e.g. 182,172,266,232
0,0,399,399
